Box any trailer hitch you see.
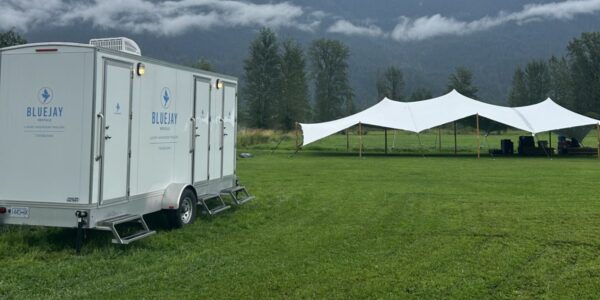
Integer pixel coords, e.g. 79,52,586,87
75,211,88,254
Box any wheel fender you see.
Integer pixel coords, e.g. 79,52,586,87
161,183,195,210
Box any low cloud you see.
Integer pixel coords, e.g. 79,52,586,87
327,0,600,41
0,0,320,35
1,0,600,41
391,0,600,41
327,20,385,38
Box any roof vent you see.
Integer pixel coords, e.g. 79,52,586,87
89,37,141,55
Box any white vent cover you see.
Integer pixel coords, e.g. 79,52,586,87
89,37,141,55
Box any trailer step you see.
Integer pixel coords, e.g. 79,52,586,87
221,186,255,206
97,214,156,245
198,194,231,215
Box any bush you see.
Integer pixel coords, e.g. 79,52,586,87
237,128,294,147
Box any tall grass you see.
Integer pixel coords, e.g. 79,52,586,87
237,128,295,148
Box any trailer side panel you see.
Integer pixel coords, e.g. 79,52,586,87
0,47,94,205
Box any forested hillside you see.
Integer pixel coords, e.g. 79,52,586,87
19,1,600,110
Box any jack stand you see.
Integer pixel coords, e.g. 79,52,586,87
75,211,88,255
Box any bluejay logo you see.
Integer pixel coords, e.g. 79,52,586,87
38,87,53,104
115,102,122,115
161,87,171,109
27,87,63,118
152,87,178,125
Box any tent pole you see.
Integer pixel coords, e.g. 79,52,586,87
438,127,442,152
359,122,363,158
549,131,552,150
417,133,425,158
346,129,349,152
295,122,299,152
597,124,600,160
384,128,388,155
454,121,457,155
476,114,480,159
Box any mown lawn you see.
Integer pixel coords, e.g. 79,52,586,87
2,149,600,298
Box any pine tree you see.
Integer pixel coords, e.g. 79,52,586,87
446,67,478,98
567,32,600,115
280,39,310,129
409,87,433,101
508,68,528,106
376,66,404,101
524,60,551,104
508,60,550,106
242,28,281,128
0,29,26,48
191,58,213,72
548,56,574,109
309,39,354,121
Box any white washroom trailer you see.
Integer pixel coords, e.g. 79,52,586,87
0,38,253,249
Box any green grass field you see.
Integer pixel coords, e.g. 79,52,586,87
2,134,600,298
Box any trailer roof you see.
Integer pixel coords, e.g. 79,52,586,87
1,42,237,82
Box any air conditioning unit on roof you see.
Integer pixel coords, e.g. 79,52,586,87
89,37,141,55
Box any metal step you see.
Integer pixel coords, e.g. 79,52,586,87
221,186,255,206
209,204,231,215
97,214,156,245
198,194,231,215
98,214,142,227
119,230,156,245
221,186,246,194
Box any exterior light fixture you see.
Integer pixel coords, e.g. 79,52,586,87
136,63,145,76
215,79,224,89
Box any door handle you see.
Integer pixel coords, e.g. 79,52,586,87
105,135,112,140
95,113,104,161
190,117,196,153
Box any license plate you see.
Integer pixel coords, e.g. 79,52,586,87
9,207,29,218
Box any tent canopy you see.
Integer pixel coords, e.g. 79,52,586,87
300,90,599,146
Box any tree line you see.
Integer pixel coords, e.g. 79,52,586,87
241,28,486,129
241,28,354,129
508,32,600,118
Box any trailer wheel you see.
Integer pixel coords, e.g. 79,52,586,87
167,189,197,229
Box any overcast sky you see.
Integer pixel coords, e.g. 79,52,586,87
2,0,600,41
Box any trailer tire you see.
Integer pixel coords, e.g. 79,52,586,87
167,189,197,229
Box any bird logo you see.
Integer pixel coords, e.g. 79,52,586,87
161,87,171,109
38,87,53,104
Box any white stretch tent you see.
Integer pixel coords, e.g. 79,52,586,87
299,90,599,147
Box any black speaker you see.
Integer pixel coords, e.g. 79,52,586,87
501,139,513,154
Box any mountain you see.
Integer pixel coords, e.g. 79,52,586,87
16,0,600,113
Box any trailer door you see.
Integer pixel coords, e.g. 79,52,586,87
99,59,133,204
222,84,236,177
209,88,223,180
193,77,210,184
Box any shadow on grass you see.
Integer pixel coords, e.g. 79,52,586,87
0,225,114,253
277,149,598,160
0,211,172,254
0,206,243,255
